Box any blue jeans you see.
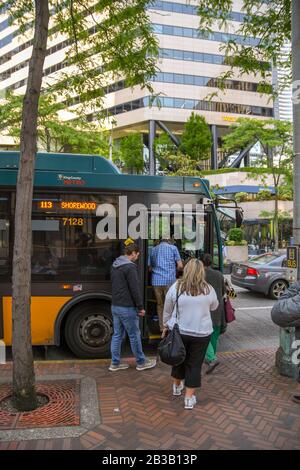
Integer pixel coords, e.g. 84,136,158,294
111,306,146,365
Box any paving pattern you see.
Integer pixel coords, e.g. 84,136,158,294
0,349,300,450
0,380,80,430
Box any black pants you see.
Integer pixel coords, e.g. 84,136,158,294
171,334,211,388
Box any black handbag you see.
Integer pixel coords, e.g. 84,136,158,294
158,290,186,366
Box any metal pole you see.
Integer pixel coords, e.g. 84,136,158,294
109,131,113,161
156,121,180,147
276,1,300,380
244,150,250,167
292,0,300,280
211,125,218,169
149,120,156,175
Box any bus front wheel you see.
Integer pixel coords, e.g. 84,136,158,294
64,301,113,358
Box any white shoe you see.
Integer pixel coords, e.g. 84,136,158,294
136,358,156,371
108,363,129,371
184,395,197,409
172,381,184,396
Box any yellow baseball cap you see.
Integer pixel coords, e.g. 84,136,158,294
124,237,135,246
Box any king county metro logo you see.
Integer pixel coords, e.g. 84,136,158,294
57,174,85,185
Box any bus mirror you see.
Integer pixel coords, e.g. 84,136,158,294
236,209,243,228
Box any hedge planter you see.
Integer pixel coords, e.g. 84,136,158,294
225,245,248,263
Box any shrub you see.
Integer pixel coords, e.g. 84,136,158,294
228,228,244,243
235,192,248,202
277,186,293,201
225,228,247,246
256,189,272,200
225,240,236,246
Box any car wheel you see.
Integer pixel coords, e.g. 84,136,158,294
64,301,113,358
269,280,288,300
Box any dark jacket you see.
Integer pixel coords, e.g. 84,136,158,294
271,282,300,328
205,267,226,327
271,283,300,385
111,256,143,310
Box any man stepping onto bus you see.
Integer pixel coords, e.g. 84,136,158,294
109,243,156,372
149,239,183,332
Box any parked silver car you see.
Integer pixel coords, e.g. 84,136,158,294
231,253,296,299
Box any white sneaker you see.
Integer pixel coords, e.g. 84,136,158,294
108,363,129,371
184,395,197,409
172,381,184,396
136,358,156,371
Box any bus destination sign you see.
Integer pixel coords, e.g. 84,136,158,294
38,201,97,211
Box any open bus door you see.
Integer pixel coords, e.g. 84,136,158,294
214,197,244,241
144,207,212,340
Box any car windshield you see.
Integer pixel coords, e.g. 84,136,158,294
250,254,279,265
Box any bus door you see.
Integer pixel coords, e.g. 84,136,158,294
145,209,208,338
213,197,244,271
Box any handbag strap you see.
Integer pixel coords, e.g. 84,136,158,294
175,287,183,323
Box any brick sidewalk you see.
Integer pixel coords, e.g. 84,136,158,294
0,349,300,450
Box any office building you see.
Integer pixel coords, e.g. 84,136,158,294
0,0,274,169
273,42,293,122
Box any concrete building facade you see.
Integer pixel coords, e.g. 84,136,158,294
273,42,293,122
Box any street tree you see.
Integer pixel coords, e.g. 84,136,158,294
154,132,177,171
120,133,144,174
0,92,110,155
166,152,203,176
197,1,291,94
0,0,158,412
259,209,293,246
179,113,212,161
197,1,300,274
222,118,293,252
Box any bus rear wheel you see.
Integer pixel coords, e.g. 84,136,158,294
64,301,113,358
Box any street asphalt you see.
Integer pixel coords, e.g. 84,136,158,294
219,282,278,352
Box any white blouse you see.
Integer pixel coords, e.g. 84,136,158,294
163,282,219,337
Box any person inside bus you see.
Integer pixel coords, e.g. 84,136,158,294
109,242,156,372
162,258,218,409
149,238,183,332
32,254,57,275
75,231,94,268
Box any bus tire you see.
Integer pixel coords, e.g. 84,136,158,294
64,301,113,358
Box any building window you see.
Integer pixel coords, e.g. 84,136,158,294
90,96,273,120
153,23,260,47
149,1,247,23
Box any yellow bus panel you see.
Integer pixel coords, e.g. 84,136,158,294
3,296,72,345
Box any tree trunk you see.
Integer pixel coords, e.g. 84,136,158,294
12,0,49,412
274,191,279,252
45,127,51,152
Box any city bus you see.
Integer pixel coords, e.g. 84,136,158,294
0,151,240,358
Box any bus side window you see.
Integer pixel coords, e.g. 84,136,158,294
148,211,206,263
0,218,9,276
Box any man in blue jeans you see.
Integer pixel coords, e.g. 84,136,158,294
109,243,156,372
